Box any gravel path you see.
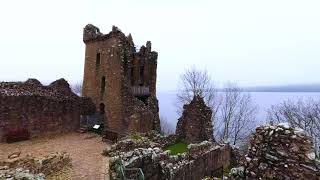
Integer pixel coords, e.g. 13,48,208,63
0,133,110,180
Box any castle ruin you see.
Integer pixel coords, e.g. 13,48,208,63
82,24,160,134
0,78,95,142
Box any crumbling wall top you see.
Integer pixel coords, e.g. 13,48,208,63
83,24,127,44
0,78,78,101
83,24,157,59
230,123,320,179
176,95,214,143
83,24,102,43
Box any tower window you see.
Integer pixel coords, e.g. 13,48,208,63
130,67,134,85
99,103,105,114
139,66,144,85
96,53,101,67
101,76,106,93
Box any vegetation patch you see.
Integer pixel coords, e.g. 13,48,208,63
130,133,144,141
164,141,188,155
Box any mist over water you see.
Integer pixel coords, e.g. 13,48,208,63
157,91,320,130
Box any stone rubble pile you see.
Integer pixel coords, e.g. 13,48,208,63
106,134,230,180
144,131,177,148
103,137,152,157
109,147,169,179
229,123,320,179
0,166,45,180
0,152,71,179
104,132,178,157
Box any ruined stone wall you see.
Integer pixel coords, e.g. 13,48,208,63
162,143,230,180
107,135,230,180
125,95,160,133
229,123,320,179
176,95,214,143
130,43,158,95
82,24,160,133
0,79,95,142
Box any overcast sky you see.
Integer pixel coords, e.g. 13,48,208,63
1,0,319,91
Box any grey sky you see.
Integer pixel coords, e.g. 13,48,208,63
1,0,320,91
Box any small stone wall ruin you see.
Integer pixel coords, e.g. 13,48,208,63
0,78,95,142
176,95,214,143
106,134,230,180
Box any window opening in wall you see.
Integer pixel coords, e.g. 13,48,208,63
101,76,106,93
130,67,135,85
139,66,144,86
96,53,101,67
137,96,149,105
99,103,105,114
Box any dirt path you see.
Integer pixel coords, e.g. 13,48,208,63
0,133,111,180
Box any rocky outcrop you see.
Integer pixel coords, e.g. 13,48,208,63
176,95,214,143
229,123,320,179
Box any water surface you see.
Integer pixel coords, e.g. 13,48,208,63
157,91,320,129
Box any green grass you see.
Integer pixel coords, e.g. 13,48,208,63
130,134,144,141
223,166,231,177
164,141,188,155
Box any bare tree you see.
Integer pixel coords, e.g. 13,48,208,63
160,116,175,135
176,69,257,149
267,98,320,157
72,81,83,96
176,67,220,121
217,83,258,146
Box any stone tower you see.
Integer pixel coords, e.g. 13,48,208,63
82,24,160,133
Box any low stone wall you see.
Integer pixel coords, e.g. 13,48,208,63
107,134,230,180
163,142,230,180
0,152,71,179
104,131,177,156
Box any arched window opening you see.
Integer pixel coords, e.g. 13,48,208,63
101,76,106,93
99,103,105,114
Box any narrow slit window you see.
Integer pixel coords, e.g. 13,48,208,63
99,103,105,114
96,53,101,67
139,66,144,85
130,67,135,85
101,76,106,93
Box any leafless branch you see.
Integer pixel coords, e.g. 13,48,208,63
267,98,320,157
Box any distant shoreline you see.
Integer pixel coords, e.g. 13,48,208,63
241,90,320,93
158,90,320,93
158,85,320,94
